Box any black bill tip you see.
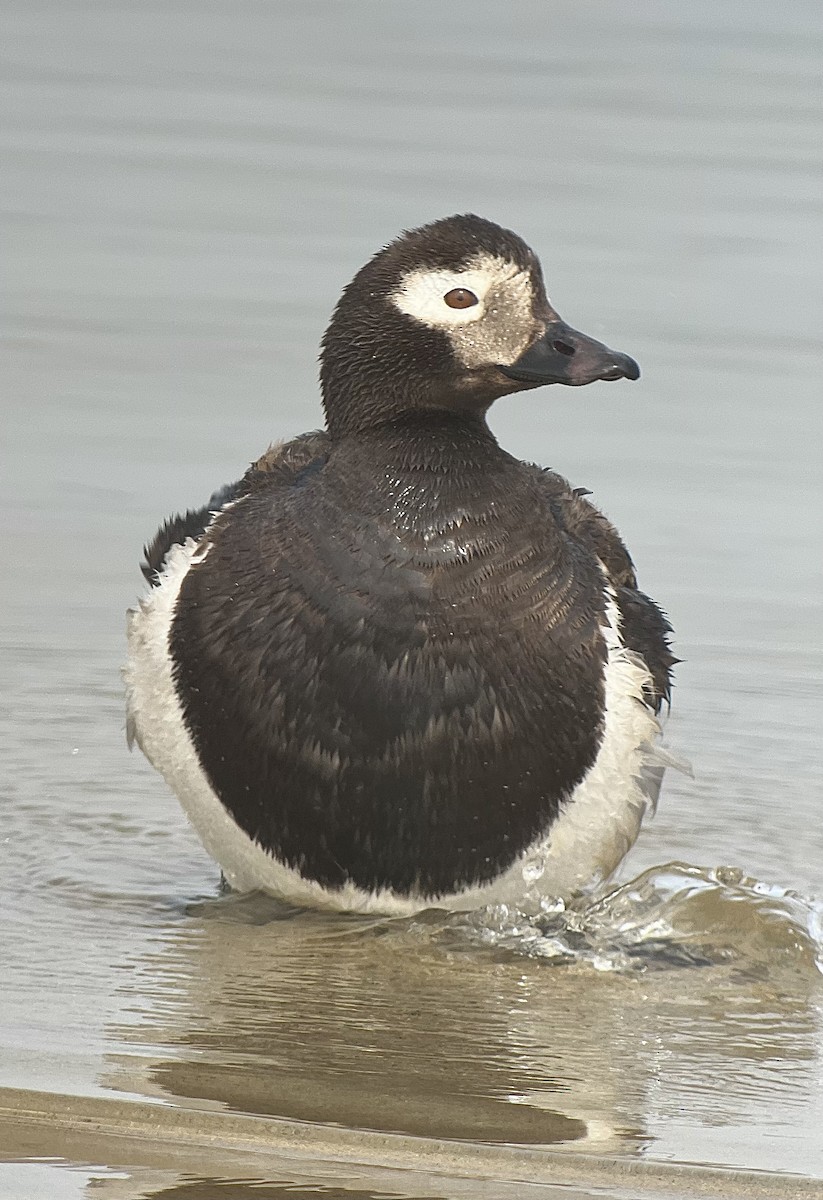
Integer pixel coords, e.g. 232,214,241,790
500,320,640,388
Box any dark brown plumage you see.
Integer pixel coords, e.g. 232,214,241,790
130,214,674,905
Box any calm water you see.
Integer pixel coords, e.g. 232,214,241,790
2,0,823,1194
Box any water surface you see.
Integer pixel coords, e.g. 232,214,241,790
2,0,822,1192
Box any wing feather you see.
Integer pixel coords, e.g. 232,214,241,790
534,468,676,713
139,431,330,585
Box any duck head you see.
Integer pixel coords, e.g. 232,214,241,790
320,214,639,437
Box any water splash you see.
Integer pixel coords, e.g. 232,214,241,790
444,863,823,978
193,862,823,984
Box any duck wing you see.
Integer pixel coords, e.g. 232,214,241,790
140,430,330,585
534,468,677,714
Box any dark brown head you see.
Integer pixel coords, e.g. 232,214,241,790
320,214,639,438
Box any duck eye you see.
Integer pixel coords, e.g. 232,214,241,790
443,288,479,310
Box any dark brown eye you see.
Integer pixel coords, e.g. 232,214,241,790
444,287,479,310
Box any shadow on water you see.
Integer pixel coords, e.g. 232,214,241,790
0,1157,606,1200
133,1184,441,1200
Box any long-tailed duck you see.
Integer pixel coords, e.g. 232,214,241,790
125,214,676,915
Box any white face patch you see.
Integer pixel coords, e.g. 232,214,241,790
391,251,540,369
392,256,519,327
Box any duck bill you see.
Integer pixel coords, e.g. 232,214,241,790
500,319,640,387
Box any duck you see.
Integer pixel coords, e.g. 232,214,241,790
125,214,677,916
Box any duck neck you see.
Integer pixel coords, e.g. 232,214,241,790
320,343,497,443
327,408,505,473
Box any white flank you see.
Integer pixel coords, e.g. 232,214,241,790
126,548,664,915
504,591,665,900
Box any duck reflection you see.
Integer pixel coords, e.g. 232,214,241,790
103,886,823,1166
104,895,643,1150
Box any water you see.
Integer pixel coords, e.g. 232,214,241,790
2,0,822,1192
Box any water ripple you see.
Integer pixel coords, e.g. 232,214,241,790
448,863,823,978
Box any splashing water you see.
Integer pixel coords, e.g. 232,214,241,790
194,862,823,985
442,863,823,978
